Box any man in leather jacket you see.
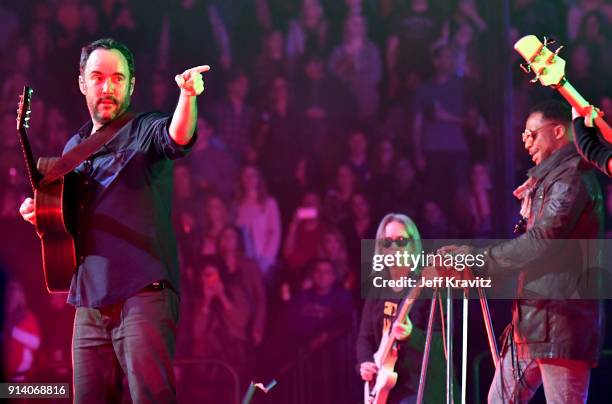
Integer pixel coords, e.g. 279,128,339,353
442,100,604,403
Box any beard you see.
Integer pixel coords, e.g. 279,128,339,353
89,95,131,125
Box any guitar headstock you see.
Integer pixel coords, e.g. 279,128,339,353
16,86,33,131
514,35,566,87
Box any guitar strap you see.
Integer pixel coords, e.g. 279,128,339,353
40,110,136,187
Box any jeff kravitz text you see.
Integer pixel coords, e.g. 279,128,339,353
372,276,492,289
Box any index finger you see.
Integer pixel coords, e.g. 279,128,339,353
190,65,211,73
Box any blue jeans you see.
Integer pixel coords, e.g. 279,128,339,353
72,288,179,403
488,349,591,404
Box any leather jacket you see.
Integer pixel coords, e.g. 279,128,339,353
484,144,605,364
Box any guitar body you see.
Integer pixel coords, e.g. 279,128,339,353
364,340,399,404
33,157,77,292
16,87,77,293
364,285,422,404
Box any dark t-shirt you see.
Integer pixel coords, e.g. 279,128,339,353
356,287,447,402
64,111,194,307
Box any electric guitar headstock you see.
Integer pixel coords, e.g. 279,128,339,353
514,35,566,87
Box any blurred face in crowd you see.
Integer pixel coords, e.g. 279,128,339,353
344,15,367,41
294,157,309,183
1,113,16,147
16,44,32,70
181,0,197,9
583,13,602,40
522,112,567,165
411,0,429,12
47,107,67,134
378,140,394,167
205,196,228,226
195,118,214,149
471,163,491,190
305,57,325,79
454,23,474,48
32,23,52,51
6,281,26,315
395,159,416,186
351,193,370,220
152,71,170,109
266,30,284,58
433,47,455,76
79,48,134,126
570,45,591,76
345,0,362,15
219,227,241,254
56,1,81,34
337,165,356,192
201,264,221,290
322,231,342,258
30,97,46,132
424,201,444,225
349,131,367,157
228,74,249,100
80,4,100,35
302,192,321,210
241,165,260,193
303,0,323,26
312,261,336,293
271,77,289,104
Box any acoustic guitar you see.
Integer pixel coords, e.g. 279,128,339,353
514,35,612,142
16,86,76,292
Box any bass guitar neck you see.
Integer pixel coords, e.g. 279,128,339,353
555,79,612,143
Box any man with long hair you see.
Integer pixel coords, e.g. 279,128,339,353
357,213,447,403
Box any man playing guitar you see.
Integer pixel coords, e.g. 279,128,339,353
19,38,208,403
357,213,447,404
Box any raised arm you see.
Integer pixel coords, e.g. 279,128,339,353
169,65,210,145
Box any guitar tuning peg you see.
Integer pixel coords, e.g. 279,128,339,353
530,73,541,83
554,45,564,56
519,63,531,73
543,36,556,46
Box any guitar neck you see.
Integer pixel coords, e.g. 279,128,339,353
17,127,41,192
557,79,612,143
378,285,423,360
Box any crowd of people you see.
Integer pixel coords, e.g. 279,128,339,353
1,0,610,400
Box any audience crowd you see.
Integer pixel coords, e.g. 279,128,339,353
0,0,610,400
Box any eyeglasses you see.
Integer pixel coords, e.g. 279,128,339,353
381,237,411,248
521,122,559,144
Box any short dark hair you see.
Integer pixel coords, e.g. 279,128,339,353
529,99,571,124
79,38,135,79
